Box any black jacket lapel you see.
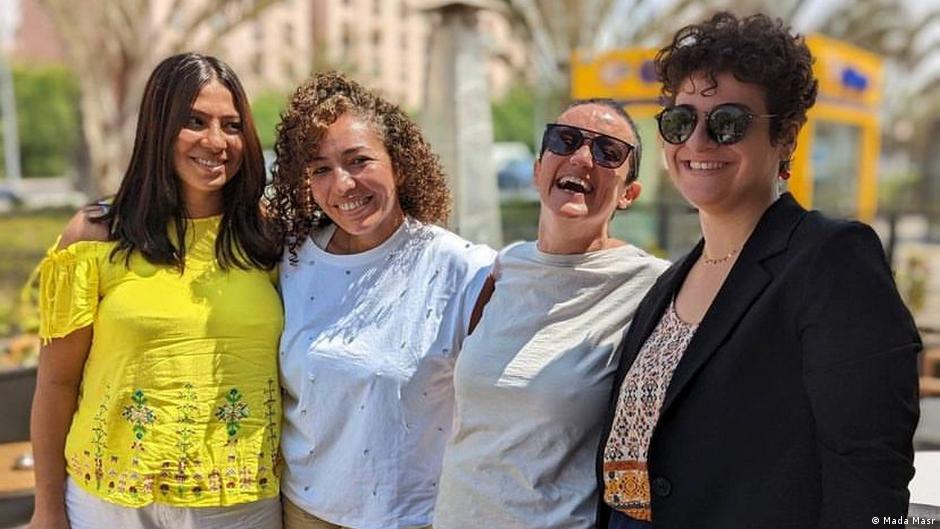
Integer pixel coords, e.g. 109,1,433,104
659,194,807,416
611,243,701,392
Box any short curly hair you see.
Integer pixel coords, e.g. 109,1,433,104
656,12,818,145
267,71,451,259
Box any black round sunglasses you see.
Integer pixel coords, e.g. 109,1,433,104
656,103,776,145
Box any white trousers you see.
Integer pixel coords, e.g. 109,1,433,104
65,477,282,529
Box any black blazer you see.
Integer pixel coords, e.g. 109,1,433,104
596,194,921,529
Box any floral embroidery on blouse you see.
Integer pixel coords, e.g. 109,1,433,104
216,388,249,439
122,388,156,475
89,384,112,489
174,383,200,497
261,378,279,481
69,383,279,503
123,389,157,441
175,383,199,456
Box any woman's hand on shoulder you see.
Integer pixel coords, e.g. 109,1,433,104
57,205,110,250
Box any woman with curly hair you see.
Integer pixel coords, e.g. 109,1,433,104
268,71,494,529
596,12,920,528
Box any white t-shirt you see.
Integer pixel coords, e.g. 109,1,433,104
434,241,670,529
279,218,495,529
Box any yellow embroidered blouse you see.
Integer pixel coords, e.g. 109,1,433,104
38,216,283,508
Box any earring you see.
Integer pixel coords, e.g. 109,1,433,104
778,159,792,180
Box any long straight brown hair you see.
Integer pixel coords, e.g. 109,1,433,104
95,52,279,270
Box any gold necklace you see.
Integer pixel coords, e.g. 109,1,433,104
702,247,739,265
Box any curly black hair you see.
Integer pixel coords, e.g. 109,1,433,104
267,71,451,261
656,12,818,145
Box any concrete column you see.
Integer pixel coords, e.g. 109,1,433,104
0,2,23,202
419,1,503,248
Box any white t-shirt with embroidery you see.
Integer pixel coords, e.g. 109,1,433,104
434,241,670,529
279,218,495,529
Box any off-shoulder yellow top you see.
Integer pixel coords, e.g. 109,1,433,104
38,215,283,507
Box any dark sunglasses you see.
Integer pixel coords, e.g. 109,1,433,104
541,123,635,169
656,103,775,145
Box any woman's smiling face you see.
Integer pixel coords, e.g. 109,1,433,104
664,71,788,216
173,79,244,215
307,113,404,252
533,103,641,225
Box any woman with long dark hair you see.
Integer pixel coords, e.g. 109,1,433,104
29,53,283,529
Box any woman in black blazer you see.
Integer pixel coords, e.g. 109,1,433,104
596,12,921,529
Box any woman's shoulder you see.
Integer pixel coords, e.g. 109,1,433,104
412,221,496,265
494,240,534,263
797,211,881,255
500,240,531,254
613,242,671,269
801,208,860,232
57,205,112,250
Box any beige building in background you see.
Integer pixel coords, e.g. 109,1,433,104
190,0,317,98
312,0,429,107
11,0,527,108
308,0,527,109
9,0,63,62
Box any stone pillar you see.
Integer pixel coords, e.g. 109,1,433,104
419,1,503,248
0,4,23,202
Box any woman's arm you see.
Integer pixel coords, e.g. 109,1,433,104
29,327,92,529
800,222,920,526
467,274,495,336
29,209,107,529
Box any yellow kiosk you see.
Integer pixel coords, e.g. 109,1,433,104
571,35,884,221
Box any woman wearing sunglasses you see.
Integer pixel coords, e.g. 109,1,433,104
433,99,669,529
597,12,920,529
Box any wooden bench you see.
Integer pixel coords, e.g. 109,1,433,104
0,441,34,528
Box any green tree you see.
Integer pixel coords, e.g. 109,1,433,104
251,91,287,151
0,65,80,177
491,83,536,151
